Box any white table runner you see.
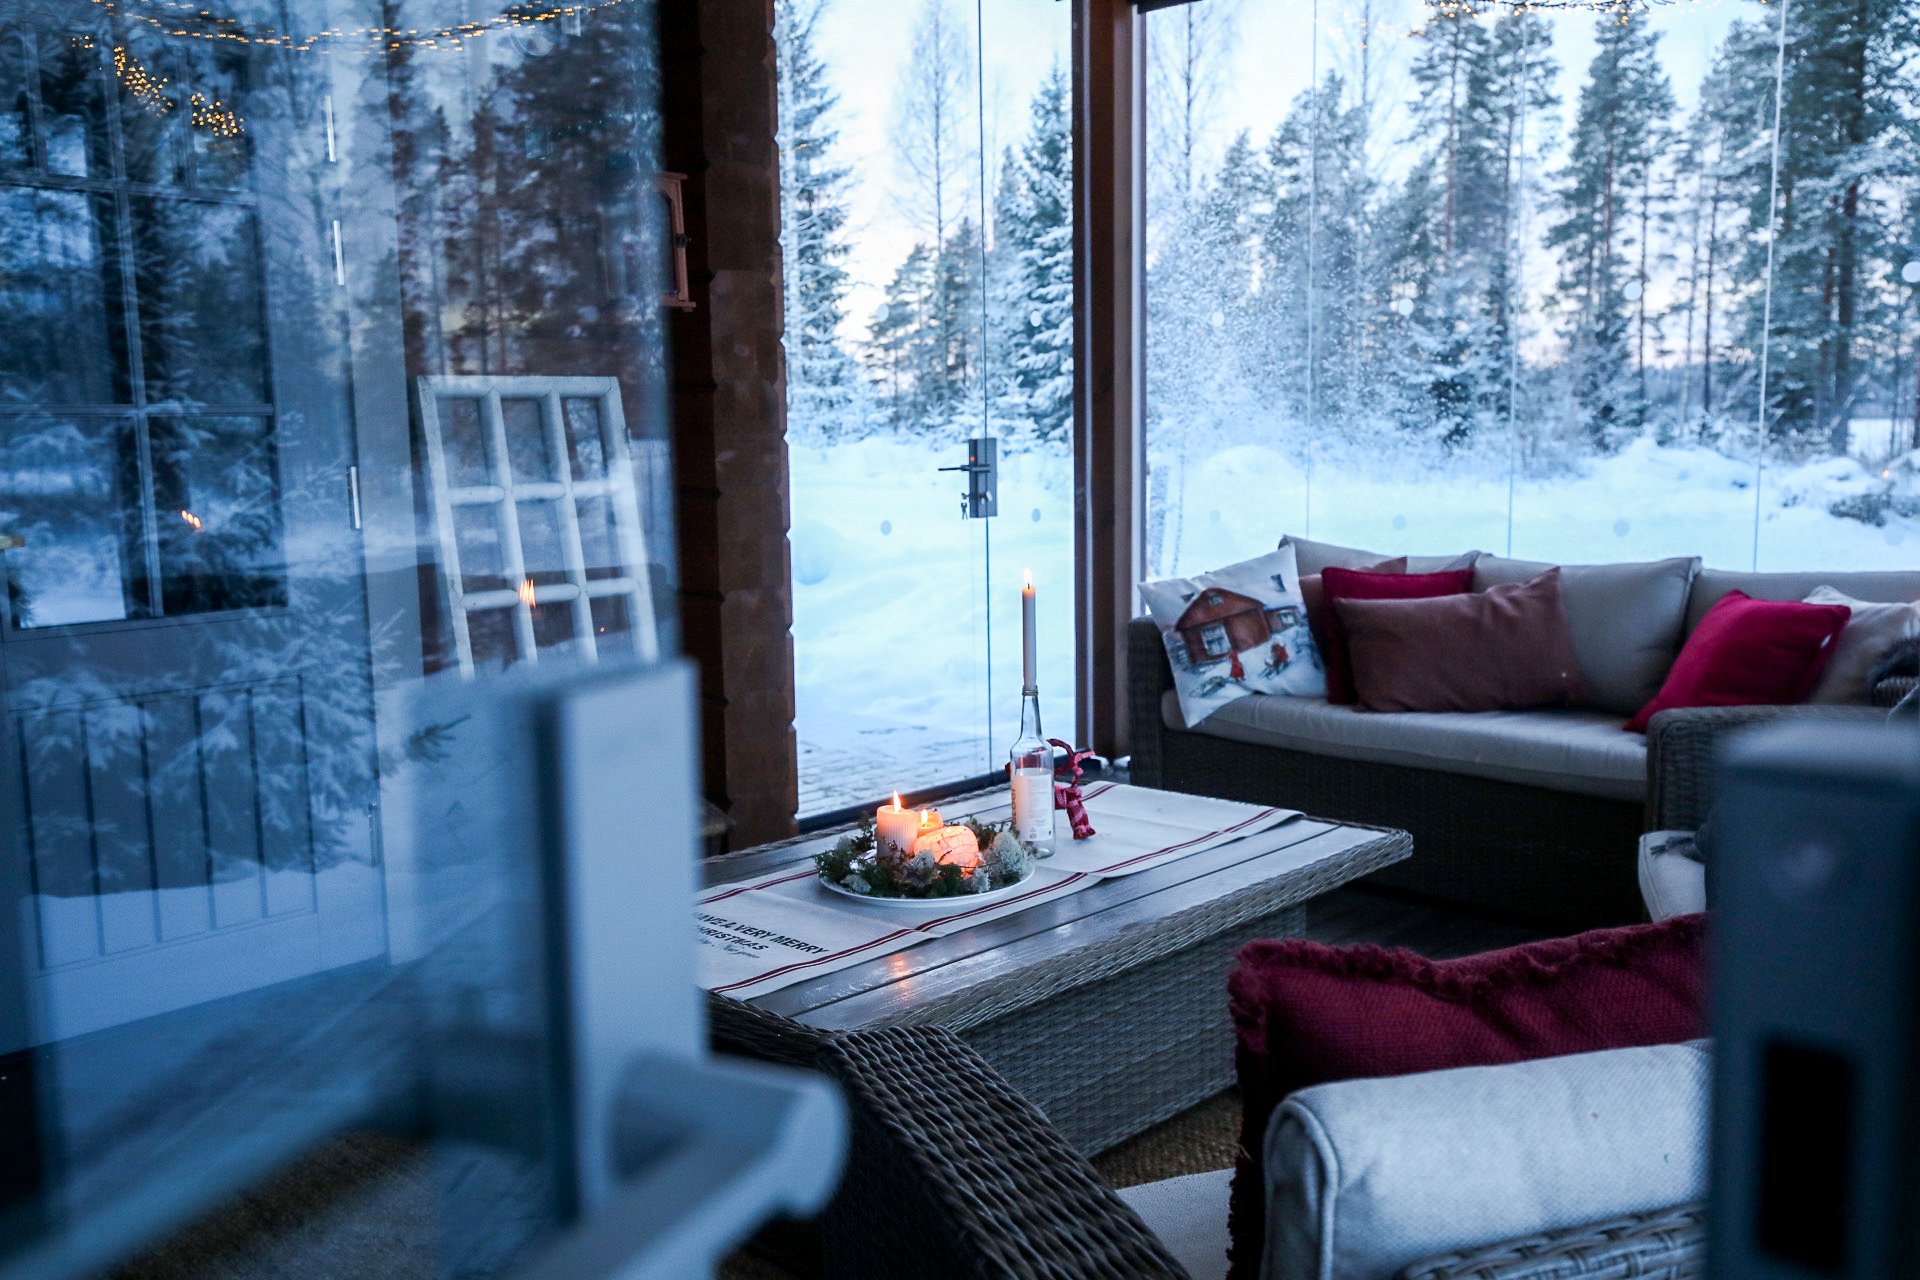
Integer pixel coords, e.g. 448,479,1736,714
699,785,1297,1000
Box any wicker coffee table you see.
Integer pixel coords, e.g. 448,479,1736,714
704,790,1411,1154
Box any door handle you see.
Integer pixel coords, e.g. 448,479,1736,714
937,437,997,519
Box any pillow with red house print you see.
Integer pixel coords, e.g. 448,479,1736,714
1140,546,1323,729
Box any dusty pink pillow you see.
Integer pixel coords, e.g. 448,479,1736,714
1224,916,1708,1279
1318,566,1474,704
1333,568,1589,712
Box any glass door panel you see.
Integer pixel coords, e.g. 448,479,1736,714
779,0,1075,820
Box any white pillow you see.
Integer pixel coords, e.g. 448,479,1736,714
1803,585,1920,704
1140,546,1323,728
1262,1042,1709,1280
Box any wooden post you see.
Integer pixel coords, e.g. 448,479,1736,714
1074,0,1145,760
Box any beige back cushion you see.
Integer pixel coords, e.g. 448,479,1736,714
1686,569,1920,633
1280,535,1479,578
1474,555,1699,717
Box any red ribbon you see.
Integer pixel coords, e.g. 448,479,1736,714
1048,739,1098,840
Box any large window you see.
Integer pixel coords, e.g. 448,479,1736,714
1145,0,1920,575
778,0,1076,818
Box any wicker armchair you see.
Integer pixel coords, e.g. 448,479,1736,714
711,993,1187,1279
712,994,1701,1280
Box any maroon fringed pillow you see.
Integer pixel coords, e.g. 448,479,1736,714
1224,916,1707,1280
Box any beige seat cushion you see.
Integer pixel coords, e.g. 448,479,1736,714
1166,691,1646,801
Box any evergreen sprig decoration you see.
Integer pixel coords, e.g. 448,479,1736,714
814,813,1036,900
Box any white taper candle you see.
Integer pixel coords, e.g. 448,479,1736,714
1021,569,1037,690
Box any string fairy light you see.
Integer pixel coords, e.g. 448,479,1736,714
78,0,637,55
1419,0,1727,16
112,44,172,115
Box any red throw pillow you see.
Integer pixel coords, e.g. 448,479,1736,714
1298,556,1406,686
1317,565,1473,704
1625,590,1851,733
1336,568,1589,712
1224,916,1707,1280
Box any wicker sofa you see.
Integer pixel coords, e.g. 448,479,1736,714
1130,553,1919,930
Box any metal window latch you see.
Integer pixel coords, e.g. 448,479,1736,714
937,436,998,520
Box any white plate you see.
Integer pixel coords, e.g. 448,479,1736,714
818,867,1037,909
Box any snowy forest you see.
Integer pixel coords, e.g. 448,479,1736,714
1142,0,1920,574
776,0,1920,807
776,0,1072,451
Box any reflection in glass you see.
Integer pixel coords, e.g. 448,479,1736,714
132,197,270,406
0,187,128,406
562,394,607,479
36,30,107,180
438,394,495,487
455,503,510,593
503,397,557,481
517,500,571,587
1,3,677,1273
2,33,31,168
149,415,287,614
2,416,145,628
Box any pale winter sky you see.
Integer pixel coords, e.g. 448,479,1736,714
805,0,1752,343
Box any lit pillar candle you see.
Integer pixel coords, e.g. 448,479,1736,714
875,793,919,858
1022,569,1037,690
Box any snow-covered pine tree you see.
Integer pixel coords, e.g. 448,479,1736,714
891,0,976,428
997,64,1074,449
867,246,938,430
1145,130,1265,570
1547,13,1676,450
776,0,863,441
1390,10,1554,448
1669,24,1768,441
935,215,985,436
1725,0,1920,454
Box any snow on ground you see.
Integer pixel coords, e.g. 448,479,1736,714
1154,436,1920,577
789,437,1077,810
793,432,1920,813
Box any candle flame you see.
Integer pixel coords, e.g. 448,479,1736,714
518,577,537,607
919,809,930,824
179,509,203,531
890,792,903,812
1023,567,1033,591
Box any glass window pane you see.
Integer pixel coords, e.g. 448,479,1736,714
1144,0,1844,574
561,395,606,479
132,197,270,406
501,397,555,481
453,503,509,594
2,5,680,1275
436,394,495,487
149,414,287,614
2,416,147,628
0,187,130,405
1,33,32,169
780,0,1076,818
576,494,623,580
516,500,569,587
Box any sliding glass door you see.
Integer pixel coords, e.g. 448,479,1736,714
778,0,1077,820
